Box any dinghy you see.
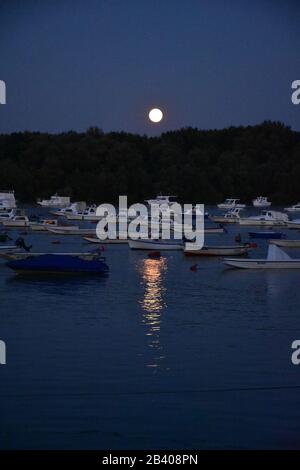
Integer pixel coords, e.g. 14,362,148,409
248,231,285,239
83,236,128,244
5,252,109,274
46,226,95,236
128,239,183,250
224,245,300,269
184,244,251,257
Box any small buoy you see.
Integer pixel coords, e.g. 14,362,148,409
52,240,60,244
249,242,257,248
190,263,198,272
148,251,161,258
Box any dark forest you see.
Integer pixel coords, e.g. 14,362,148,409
0,121,299,204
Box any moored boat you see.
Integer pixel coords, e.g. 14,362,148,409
252,196,271,208
46,226,95,236
269,239,300,248
284,203,300,213
210,207,243,224
84,236,128,244
30,219,59,231
37,194,71,208
248,231,285,239
217,198,246,210
224,245,300,269
5,252,109,274
287,220,300,229
0,190,16,210
51,201,86,217
2,215,30,228
184,244,251,256
239,210,288,226
128,239,183,250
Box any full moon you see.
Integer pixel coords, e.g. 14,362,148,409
149,108,163,123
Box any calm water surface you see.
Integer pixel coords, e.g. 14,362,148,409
1,206,300,449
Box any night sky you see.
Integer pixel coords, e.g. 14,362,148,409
0,0,299,134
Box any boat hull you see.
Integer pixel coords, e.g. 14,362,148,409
6,254,109,274
210,216,239,223
184,245,250,256
84,236,128,244
248,231,284,239
239,219,285,226
46,227,95,236
287,222,300,229
128,239,183,250
224,259,300,269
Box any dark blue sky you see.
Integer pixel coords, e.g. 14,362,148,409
0,0,299,134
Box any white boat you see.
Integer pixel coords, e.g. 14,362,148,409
84,236,128,244
51,201,86,217
0,209,16,222
217,198,246,210
37,194,71,208
0,190,16,210
128,239,183,250
184,244,251,257
269,239,300,248
46,226,95,236
210,207,243,223
252,196,271,208
287,219,300,229
66,205,98,221
145,195,177,207
239,210,289,226
2,215,30,227
30,219,59,231
224,245,300,269
284,203,300,213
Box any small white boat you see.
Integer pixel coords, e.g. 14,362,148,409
284,203,300,213
224,245,300,269
239,210,289,226
287,220,300,229
30,219,59,231
184,244,251,257
252,196,271,208
128,239,183,250
66,205,98,221
145,195,177,207
84,236,128,244
210,207,243,223
2,215,30,227
46,226,95,236
217,198,246,210
0,190,16,210
51,201,86,217
269,239,300,248
37,194,71,208
0,209,16,222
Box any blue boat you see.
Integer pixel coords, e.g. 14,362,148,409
248,231,285,240
6,253,109,275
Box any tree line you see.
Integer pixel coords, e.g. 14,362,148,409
0,121,299,205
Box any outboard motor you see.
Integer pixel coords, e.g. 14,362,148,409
15,237,32,252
